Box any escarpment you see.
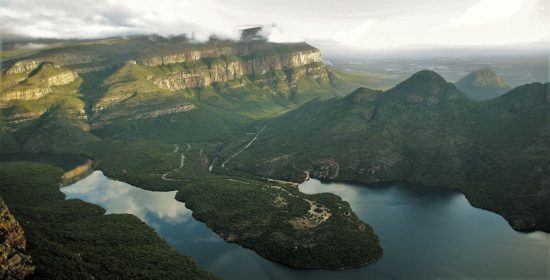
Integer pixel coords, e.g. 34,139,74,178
140,42,326,92
0,198,34,280
151,58,246,91
139,50,204,67
86,39,336,121
2,36,342,131
1,63,79,105
4,54,96,75
0,62,83,127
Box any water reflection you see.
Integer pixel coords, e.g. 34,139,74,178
62,172,550,280
62,171,191,225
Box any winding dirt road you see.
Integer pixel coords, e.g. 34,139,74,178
221,125,265,168
161,143,190,182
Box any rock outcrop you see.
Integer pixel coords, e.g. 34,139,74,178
1,64,78,104
1,87,52,102
0,198,34,280
4,60,41,75
92,91,135,114
46,70,78,86
134,103,196,119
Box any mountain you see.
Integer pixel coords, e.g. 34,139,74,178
0,36,357,147
223,71,550,232
455,68,511,100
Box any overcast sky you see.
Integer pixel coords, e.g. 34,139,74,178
0,0,548,49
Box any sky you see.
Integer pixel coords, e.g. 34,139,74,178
0,0,548,50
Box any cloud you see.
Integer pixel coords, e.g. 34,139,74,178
0,0,240,41
321,0,548,49
451,0,528,27
0,0,547,49
14,42,50,49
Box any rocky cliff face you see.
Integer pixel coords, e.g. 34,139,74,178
137,41,269,67
147,45,325,92
5,54,96,75
241,49,322,74
139,50,204,67
0,198,34,280
152,58,246,91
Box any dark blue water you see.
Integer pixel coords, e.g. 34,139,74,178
61,171,549,279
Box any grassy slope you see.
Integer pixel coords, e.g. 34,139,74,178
0,162,217,280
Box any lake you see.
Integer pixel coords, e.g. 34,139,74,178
61,171,549,279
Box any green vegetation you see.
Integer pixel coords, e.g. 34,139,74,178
177,178,382,269
0,36,356,149
227,71,550,232
0,138,384,270
91,142,383,269
0,162,217,279
1,35,548,277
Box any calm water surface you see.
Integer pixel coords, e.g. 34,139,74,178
61,171,549,279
